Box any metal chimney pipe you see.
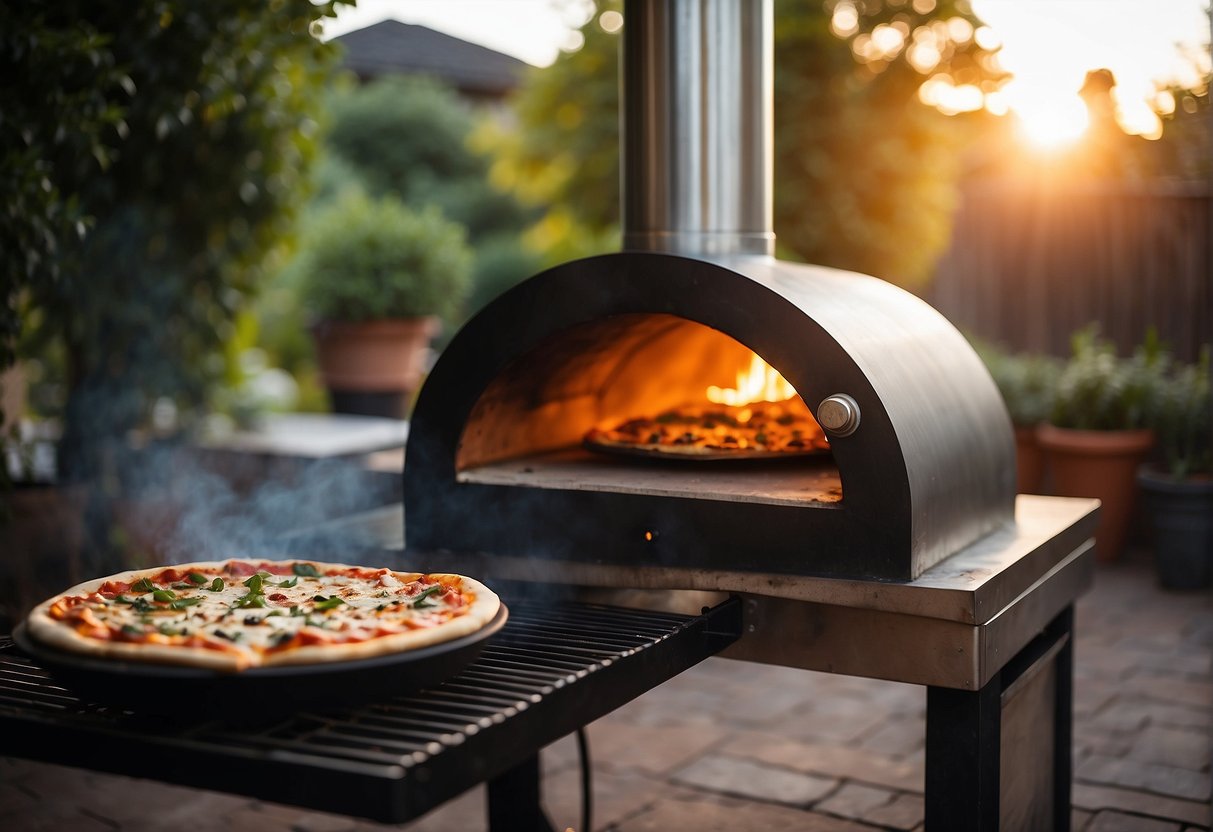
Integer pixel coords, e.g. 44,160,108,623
621,0,774,258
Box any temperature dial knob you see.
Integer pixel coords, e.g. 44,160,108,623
817,394,861,438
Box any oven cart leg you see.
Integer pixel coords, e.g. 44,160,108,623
487,753,557,832
925,606,1074,831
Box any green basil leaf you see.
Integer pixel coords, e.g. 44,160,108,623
120,624,144,637
207,578,225,592
131,598,155,613
314,596,345,611
188,573,209,585
289,605,302,616
113,594,133,605
242,574,264,593
234,595,267,609
293,563,320,577
152,589,177,602
275,577,298,588
169,597,203,610
131,578,156,593
411,585,445,608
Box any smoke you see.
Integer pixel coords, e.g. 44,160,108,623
118,442,399,567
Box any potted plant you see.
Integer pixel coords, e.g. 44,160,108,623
978,343,1061,494
1037,327,1167,561
1137,349,1212,589
297,190,473,418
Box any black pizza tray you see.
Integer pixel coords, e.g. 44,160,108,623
11,604,508,720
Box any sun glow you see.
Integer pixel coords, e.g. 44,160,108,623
1010,88,1091,149
706,353,797,407
970,0,1209,145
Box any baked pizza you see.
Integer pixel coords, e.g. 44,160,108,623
26,560,500,672
585,397,829,459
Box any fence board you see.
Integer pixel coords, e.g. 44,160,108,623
924,180,1212,361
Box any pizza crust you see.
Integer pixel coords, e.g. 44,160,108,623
25,561,500,673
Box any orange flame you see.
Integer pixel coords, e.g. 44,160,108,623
706,353,797,406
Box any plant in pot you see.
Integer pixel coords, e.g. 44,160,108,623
297,190,473,419
1137,348,1212,590
1037,326,1167,561
977,343,1062,494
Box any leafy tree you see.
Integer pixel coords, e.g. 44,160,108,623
1147,75,1210,180
323,75,539,312
2,1,343,562
486,0,1002,286
0,7,129,404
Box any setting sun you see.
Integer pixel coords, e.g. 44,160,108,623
970,0,1209,146
1008,84,1091,149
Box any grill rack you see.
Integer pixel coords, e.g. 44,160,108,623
0,598,741,824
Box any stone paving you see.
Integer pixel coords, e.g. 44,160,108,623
1,550,1209,831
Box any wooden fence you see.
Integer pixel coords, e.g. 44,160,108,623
924,180,1212,362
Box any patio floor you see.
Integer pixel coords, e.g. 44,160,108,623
1,548,1209,831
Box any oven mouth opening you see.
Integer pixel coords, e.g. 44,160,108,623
454,312,843,509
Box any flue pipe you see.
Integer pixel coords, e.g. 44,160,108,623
621,0,774,258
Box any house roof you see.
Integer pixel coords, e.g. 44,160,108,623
333,19,528,97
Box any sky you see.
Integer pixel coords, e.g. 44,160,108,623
322,0,1211,145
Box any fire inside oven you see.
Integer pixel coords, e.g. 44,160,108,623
457,313,839,504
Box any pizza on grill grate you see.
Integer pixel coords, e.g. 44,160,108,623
584,398,829,459
26,560,500,672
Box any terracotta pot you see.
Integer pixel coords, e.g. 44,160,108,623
1014,424,1047,495
1137,465,1213,590
312,317,439,418
1037,424,1154,562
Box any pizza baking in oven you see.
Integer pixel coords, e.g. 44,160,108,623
585,397,829,459
26,560,500,672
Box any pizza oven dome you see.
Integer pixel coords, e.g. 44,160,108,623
404,251,1015,583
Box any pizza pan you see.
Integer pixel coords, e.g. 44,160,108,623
583,437,829,462
11,604,508,720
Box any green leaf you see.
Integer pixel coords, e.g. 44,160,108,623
411,584,445,609
188,573,209,585
169,597,203,610
313,596,345,611
207,578,225,592
275,577,298,588
131,578,156,593
121,624,144,637
152,589,177,602
242,574,264,593
292,563,320,577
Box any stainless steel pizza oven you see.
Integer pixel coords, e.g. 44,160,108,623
403,0,1016,583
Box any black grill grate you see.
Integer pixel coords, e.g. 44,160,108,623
0,598,740,823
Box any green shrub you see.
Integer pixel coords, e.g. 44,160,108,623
1154,348,1212,479
297,190,472,323
1050,326,1169,431
975,341,1063,427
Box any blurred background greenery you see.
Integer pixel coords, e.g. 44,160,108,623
1,1,1209,575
